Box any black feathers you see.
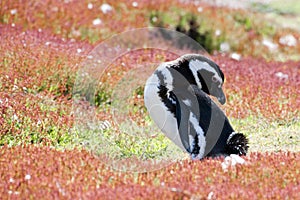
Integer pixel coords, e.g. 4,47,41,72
226,133,249,156
155,71,177,118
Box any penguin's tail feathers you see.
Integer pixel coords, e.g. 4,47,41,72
226,133,249,156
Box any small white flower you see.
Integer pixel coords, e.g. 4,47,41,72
220,42,230,52
207,191,214,200
279,34,297,47
100,3,112,14
151,16,158,23
132,2,138,7
9,178,15,183
275,72,288,80
12,114,19,121
87,3,93,10
37,119,42,126
77,48,82,53
215,29,221,36
92,18,102,26
8,190,13,194
231,53,241,61
262,38,278,51
10,9,17,15
45,41,51,46
197,7,203,12
25,174,31,180
11,23,15,27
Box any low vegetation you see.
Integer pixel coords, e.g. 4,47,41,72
0,0,299,199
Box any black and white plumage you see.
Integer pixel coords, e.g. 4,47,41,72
144,54,248,159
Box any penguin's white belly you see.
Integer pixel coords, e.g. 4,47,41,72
144,75,186,151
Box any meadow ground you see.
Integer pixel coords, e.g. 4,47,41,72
0,1,299,199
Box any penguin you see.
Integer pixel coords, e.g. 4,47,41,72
144,54,248,159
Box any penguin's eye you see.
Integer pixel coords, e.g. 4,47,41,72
212,76,218,82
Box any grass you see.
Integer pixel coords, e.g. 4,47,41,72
230,116,300,152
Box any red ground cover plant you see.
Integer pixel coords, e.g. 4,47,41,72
0,25,91,144
2,0,300,58
0,145,299,199
212,55,300,121
1,23,299,145
1,0,300,199
0,25,92,96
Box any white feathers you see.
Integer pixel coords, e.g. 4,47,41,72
188,60,202,88
156,63,174,91
189,112,206,159
189,59,222,88
144,73,186,151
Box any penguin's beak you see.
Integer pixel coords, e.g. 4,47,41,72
214,88,226,105
209,86,226,104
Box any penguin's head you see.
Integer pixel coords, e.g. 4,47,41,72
174,54,226,104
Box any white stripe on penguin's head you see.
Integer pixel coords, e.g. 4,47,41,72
189,59,223,88
156,63,174,91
